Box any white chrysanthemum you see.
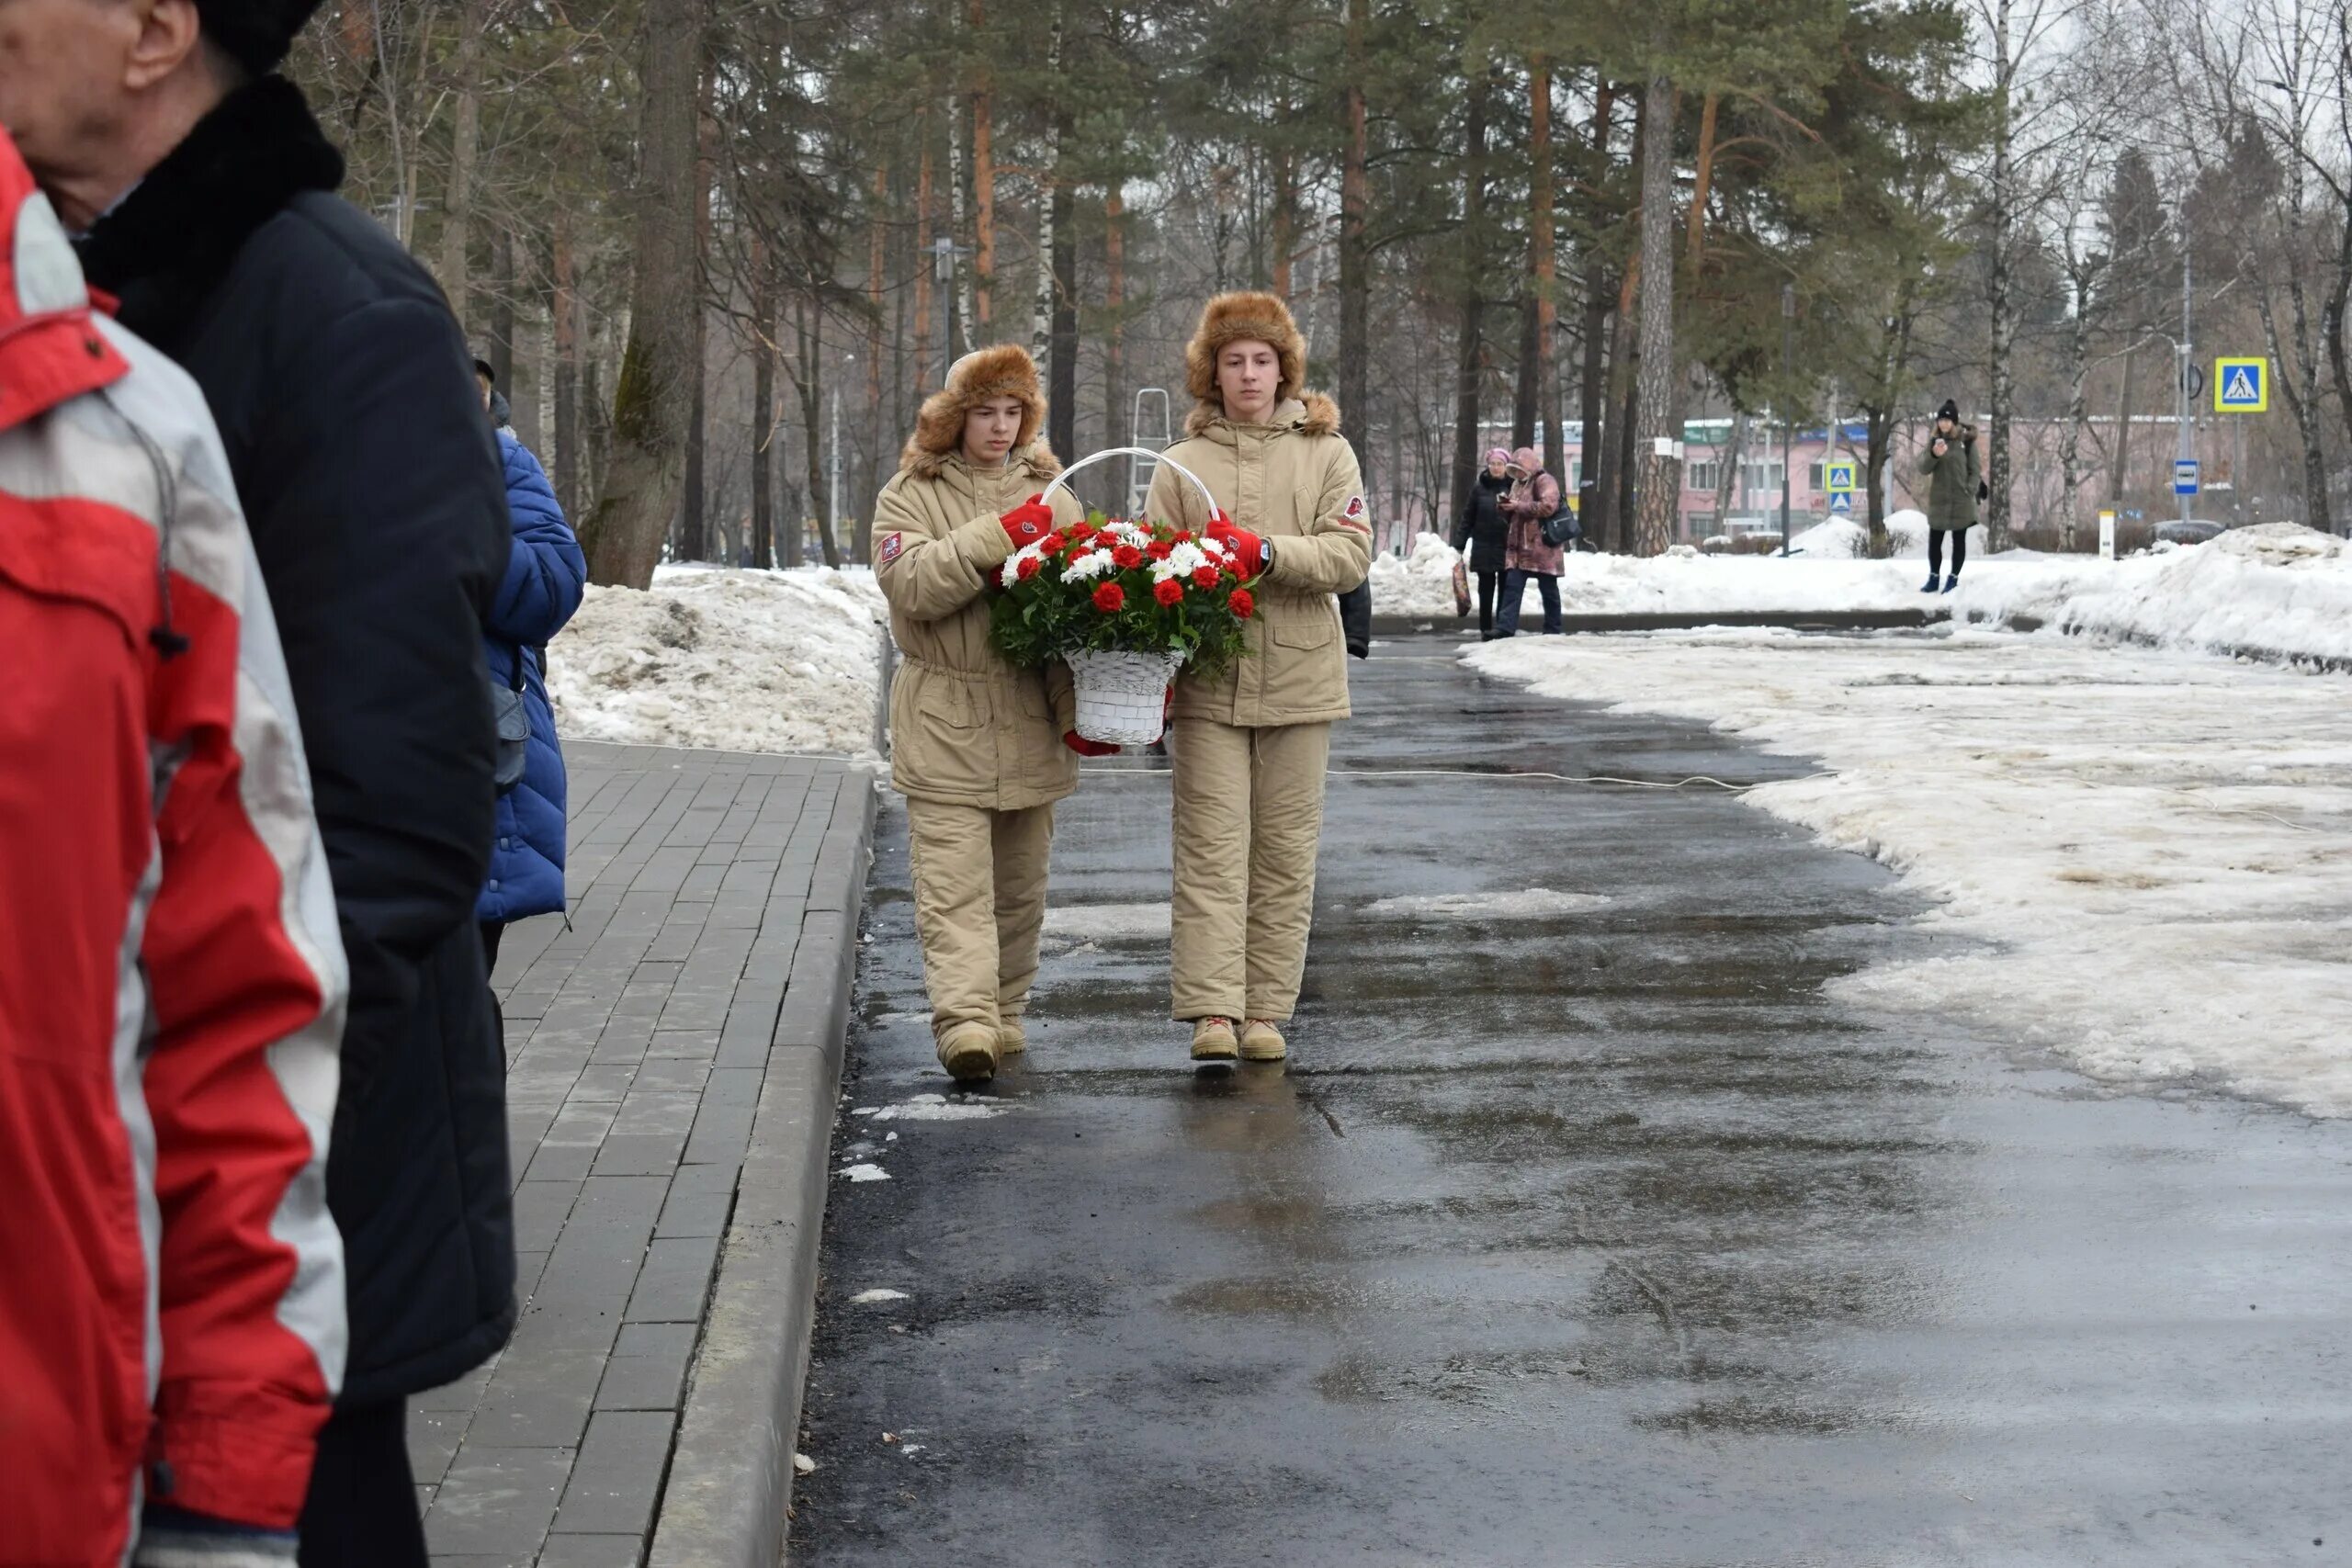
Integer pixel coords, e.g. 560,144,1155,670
1060,549,1114,583
1166,541,1208,576
999,541,1046,590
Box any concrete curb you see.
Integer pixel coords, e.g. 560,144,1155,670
1370,607,1951,637
644,770,876,1568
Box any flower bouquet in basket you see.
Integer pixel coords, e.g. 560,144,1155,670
988,448,1257,747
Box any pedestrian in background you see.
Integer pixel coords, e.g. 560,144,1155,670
1495,445,1565,637
0,128,349,1568
1918,398,1982,593
474,360,587,975
1147,290,1373,1067
874,344,1091,1085
1453,446,1513,639
15,1,521,1557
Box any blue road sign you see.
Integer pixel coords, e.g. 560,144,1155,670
2174,458,2200,497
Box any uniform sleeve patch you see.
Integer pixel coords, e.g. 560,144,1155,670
1344,494,1366,519
878,532,904,565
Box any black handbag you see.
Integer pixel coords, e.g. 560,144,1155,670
490,648,529,795
1540,505,1581,548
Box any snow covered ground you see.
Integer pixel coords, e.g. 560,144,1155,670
548,564,887,757
1467,626,2352,1118
1372,523,2352,666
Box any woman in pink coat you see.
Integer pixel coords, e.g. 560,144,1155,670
1495,446,1564,637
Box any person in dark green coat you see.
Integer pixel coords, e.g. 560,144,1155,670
1917,399,1983,592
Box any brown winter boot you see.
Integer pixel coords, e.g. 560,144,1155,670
997,1017,1027,1057
1190,1017,1239,1063
1239,1020,1287,1062
937,1021,1000,1084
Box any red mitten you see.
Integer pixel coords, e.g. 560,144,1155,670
1001,495,1055,547
1207,512,1267,571
1064,731,1120,758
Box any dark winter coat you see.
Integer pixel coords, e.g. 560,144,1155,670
1503,468,1566,575
480,430,585,924
1917,423,1982,533
1453,470,1512,571
76,76,520,1405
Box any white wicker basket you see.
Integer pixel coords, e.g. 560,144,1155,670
1044,447,1225,748
1067,649,1187,746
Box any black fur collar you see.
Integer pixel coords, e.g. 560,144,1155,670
74,76,344,350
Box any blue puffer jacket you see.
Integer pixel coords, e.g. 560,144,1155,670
479,429,586,923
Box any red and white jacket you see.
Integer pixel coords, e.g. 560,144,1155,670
0,137,347,1562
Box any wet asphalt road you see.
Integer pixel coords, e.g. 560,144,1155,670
791,637,2352,1567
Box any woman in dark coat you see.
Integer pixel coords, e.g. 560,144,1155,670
1453,446,1513,638
1496,446,1565,637
1917,398,1983,592
475,364,587,967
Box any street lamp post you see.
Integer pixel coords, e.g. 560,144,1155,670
2177,247,2193,531
1781,283,1794,558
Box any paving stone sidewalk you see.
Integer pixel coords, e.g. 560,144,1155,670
410,739,874,1568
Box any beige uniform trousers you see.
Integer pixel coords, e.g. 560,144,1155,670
1168,716,1334,1022
905,798,1057,1041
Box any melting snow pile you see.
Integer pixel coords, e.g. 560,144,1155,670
1788,510,1931,559
549,565,886,756
1367,533,1468,619
1468,626,2352,1116
1957,524,2352,666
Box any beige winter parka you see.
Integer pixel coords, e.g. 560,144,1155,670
1146,393,1374,728
876,446,1085,809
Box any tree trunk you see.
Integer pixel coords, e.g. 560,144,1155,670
1030,12,1059,363
972,0,995,336
1450,61,1493,529
2061,269,2090,550
795,299,841,568
579,0,707,588
1339,0,1372,500
1105,183,1129,507
1594,267,1637,553
2108,346,2135,504
1047,106,1078,460
2266,272,2335,536
1530,54,1562,482
1507,292,1536,449
1685,90,1718,269
866,160,887,536
1272,135,1295,299
551,217,579,515
915,106,935,393
1614,349,1641,542
1631,67,1679,557
1985,0,2015,551
1713,411,1742,531
436,0,485,333
752,258,775,570
488,227,514,398
1576,82,1616,528
947,94,972,356
676,85,717,564
2325,200,2352,451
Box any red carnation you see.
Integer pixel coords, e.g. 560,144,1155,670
1227,588,1255,619
1092,581,1125,613
1112,544,1145,570
1172,531,1194,545
1016,556,1042,581
1192,566,1221,589
1153,578,1185,606
1039,532,1067,555
1148,539,1174,560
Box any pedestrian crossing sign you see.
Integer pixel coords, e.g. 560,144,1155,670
1824,458,1857,498
2215,357,2267,412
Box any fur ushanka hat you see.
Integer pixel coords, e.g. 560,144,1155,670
1184,290,1309,416
900,344,1058,479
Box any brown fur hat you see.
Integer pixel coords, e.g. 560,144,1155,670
1184,290,1309,414
899,344,1060,479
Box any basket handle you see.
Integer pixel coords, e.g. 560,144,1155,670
1041,446,1220,523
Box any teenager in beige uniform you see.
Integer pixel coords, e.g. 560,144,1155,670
1145,292,1373,1064
875,345,1102,1083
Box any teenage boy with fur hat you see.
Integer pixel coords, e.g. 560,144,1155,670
1143,291,1373,1066
874,344,1092,1083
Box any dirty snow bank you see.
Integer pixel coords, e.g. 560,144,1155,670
1956,524,2352,666
1788,509,1931,558
549,565,886,756
1367,533,1467,619
1468,627,2352,1117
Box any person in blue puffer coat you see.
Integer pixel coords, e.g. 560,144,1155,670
475,360,586,971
